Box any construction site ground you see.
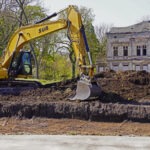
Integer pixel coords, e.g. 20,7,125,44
0,70,149,135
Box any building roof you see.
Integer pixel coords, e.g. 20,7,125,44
109,21,150,34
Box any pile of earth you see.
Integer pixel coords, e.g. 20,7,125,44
0,70,149,122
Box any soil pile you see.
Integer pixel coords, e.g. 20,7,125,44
0,70,149,122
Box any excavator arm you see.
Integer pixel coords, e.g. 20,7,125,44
0,20,68,77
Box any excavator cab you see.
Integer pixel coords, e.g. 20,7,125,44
9,51,32,77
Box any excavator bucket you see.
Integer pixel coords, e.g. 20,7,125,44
70,80,101,101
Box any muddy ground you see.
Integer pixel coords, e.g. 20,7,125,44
0,70,149,135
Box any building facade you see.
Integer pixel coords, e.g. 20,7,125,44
103,21,150,72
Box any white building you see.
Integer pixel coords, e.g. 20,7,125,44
105,21,150,72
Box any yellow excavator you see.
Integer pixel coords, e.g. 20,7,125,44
0,5,101,100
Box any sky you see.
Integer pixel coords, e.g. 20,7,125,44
41,0,150,27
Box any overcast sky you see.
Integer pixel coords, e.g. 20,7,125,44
42,0,150,27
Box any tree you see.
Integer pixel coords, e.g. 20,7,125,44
0,0,18,53
0,0,42,52
95,23,112,60
138,15,150,22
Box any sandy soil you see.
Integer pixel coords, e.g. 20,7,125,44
0,117,149,136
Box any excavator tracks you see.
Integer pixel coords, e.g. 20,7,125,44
0,80,41,95
0,78,76,95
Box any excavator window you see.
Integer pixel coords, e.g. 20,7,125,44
21,52,32,75
8,51,32,77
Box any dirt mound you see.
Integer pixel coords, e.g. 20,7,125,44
127,71,150,85
0,70,149,122
97,70,150,102
0,101,150,122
